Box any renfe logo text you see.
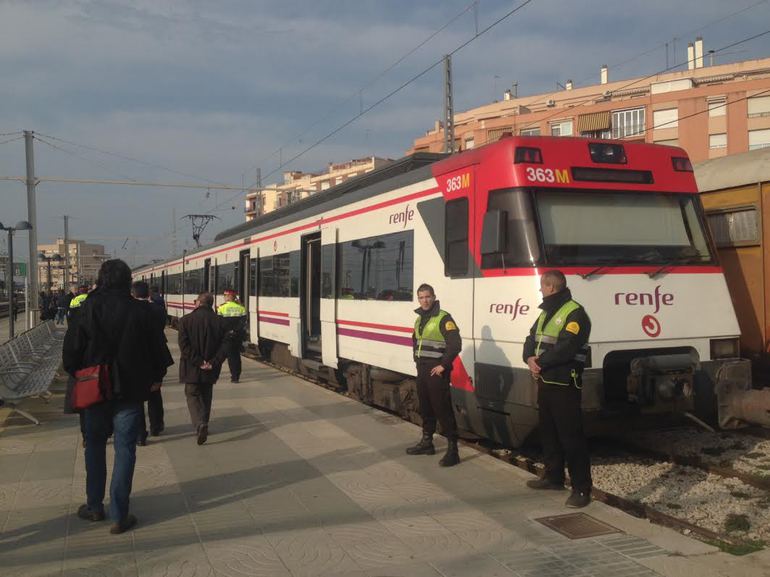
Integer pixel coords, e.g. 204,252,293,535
614,285,674,314
490,298,530,320
389,204,414,229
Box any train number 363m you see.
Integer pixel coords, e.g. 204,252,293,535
525,167,570,184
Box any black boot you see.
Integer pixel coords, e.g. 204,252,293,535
406,433,435,455
439,438,460,467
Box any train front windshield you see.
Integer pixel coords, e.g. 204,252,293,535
482,188,715,268
536,190,714,266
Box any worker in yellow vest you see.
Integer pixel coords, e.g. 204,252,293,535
216,289,247,382
406,283,462,467
523,270,592,508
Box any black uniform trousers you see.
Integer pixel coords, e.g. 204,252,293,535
226,341,242,380
416,361,458,440
138,390,165,436
537,381,592,493
185,383,214,430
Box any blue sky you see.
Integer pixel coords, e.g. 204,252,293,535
1,0,769,264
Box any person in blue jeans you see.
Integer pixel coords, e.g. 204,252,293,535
63,259,173,534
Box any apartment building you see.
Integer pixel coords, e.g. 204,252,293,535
409,40,770,163
37,239,107,291
244,156,392,220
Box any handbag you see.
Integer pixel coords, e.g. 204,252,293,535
71,299,123,410
72,364,112,410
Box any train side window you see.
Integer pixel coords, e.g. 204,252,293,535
481,188,541,269
250,258,258,297
321,244,335,298
337,230,413,301
707,207,760,248
445,198,469,277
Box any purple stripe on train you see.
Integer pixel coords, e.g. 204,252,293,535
260,316,290,326
337,327,412,347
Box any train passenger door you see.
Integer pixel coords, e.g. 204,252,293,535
300,233,322,359
249,248,259,343
238,249,251,340
320,226,338,368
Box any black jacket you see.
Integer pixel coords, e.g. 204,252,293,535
178,306,228,385
523,288,591,386
62,288,173,402
412,300,462,370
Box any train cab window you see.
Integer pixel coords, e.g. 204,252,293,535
707,207,760,248
338,230,413,301
445,198,469,276
535,190,715,265
481,189,541,269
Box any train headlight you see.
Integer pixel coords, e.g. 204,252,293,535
710,338,740,360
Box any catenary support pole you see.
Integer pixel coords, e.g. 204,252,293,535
24,131,39,326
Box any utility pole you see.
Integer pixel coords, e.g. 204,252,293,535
171,207,177,256
24,131,39,326
63,215,70,289
443,55,455,154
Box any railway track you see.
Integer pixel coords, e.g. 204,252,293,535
242,346,769,554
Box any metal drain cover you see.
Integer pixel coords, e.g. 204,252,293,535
535,513,620,539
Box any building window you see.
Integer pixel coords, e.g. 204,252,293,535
708,97,726,117
338,231,413,301
749,129,770,150
464,137,475,150
612,107,645,138
748,95,770,118
709,133,727,149
653,108,678,129
520,127,540,136
707,207,759,247
580,129,611,139
550,120,573,137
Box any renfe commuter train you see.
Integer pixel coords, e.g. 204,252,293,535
136,136,751,446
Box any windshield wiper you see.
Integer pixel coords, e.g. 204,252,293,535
580,259,628,279
647,256,704,279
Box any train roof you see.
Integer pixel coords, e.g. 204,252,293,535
214,151,446,243
695,147,770,193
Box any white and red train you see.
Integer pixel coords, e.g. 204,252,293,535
136,136,749,445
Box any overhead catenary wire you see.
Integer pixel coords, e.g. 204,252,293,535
0,135,24,147
212,0,538,215
501,27,770,141
243,0,481,179
35,132,235,188
34,135,141,182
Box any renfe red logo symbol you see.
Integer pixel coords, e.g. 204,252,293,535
641,315,661,338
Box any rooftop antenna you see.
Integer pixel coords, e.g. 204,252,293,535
182,214,218,248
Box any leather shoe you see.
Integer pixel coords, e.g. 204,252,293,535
526,478,565,491
566,490,591,508
197,424,208,445
77,504,105,522
110,514,137,534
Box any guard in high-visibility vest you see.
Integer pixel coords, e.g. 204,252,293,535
406,283,462,467
523,270,592,508
216,289,247,383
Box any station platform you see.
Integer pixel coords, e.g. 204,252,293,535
2,336,770,577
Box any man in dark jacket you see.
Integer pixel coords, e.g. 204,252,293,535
131,281,168,444
406,283,462,467
178,292,227,445
62,259,173,534
523,270,592,508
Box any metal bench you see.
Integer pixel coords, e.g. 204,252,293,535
0,321,64,425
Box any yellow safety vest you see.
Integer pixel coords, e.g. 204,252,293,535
69,294,88,309
217,300,246,317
